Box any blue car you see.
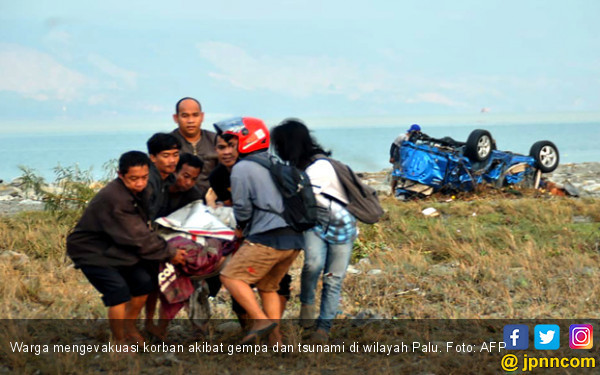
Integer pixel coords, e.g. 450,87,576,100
392,129,559,198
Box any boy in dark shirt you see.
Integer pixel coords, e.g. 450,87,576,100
66,151,186,345
164,153,204,214
146,133,181,220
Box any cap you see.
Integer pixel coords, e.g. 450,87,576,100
407,124,421,132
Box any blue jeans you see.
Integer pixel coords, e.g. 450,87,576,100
300,230,353,332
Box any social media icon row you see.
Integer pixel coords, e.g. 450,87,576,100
503,324,593,350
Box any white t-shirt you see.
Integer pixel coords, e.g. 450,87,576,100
305,159,349,208
393,133,409,147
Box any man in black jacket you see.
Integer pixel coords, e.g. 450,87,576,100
67,151,186,345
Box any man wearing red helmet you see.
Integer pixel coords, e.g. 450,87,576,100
216,117,304,346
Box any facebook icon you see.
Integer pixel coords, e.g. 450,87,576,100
504,325,529,350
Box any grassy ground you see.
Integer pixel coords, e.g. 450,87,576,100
1,189,599,373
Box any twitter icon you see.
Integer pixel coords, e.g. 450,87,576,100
535,325,560,350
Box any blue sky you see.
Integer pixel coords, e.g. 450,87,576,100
1,1,599,132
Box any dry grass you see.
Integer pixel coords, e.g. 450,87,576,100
1,194,600,373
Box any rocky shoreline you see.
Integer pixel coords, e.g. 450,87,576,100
1,162,599,216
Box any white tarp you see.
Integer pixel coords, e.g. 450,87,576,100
155,201,235,241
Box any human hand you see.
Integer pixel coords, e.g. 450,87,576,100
170,249,187,265
205,188,217,208
389,157,395,164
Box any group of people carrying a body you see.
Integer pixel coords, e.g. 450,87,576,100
66,97,359,348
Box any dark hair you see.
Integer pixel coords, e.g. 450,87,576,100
214,132,236,145
175,97,202,114
176,153,204,172
146,133,182,156
270,118,330,169
118,151,150,175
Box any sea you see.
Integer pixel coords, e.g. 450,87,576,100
1,121,599,182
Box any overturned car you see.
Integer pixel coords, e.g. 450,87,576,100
392,129,559,197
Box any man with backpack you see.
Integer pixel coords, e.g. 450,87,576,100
217,117,304,346
270,118,383,343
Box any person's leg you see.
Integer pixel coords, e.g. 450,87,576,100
107,303,127,343
300,231,327,323
231,295,252,331
144,291,159,332
122,261,157,343
277,273,291,316
220,275,271,326
141,260,159,333
124,295,149,343
315,240,354,333
80,266,132,343
221,242,297,342
259,290,283,345
255,250,300,346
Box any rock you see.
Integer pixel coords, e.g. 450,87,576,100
358,258,371,266
546,163,600,197
367,269,382,276
346,265,361,275
0,186,23,197
572,216,593,224
585,183,600,192
19,199,42,206
9,177,25,187
0,250,30,266
152,353,181,366
422,207,439,217
216,321,241,334
352,309,385,326
563,181,581,197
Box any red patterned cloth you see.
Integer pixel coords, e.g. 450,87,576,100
158,236,238,320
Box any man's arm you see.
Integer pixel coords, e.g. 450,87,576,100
96,201,176,261
230,163,253,231
389,143,398,162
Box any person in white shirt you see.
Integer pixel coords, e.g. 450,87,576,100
271,118,357,343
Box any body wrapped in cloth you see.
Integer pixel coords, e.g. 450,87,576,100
155,202,238,322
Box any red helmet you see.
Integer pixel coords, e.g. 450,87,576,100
213,117,270,154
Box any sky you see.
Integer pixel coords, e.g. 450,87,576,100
1,0,599,133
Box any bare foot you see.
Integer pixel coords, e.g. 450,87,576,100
124,325,146,346
268,329,283,347
144,324,166,341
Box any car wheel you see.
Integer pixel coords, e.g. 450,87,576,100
465,129,493,162
530,141,559,173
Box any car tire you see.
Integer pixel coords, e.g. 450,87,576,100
529,141,559,173
465,129,493,162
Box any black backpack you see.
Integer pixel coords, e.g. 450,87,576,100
245,154,318,232
312,155,384,224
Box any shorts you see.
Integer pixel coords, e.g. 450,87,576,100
220,241,300,292
231,273,292,315
80,261,158,307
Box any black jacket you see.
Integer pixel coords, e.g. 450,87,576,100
66,178,175,268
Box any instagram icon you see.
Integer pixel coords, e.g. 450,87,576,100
569,324,593,349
